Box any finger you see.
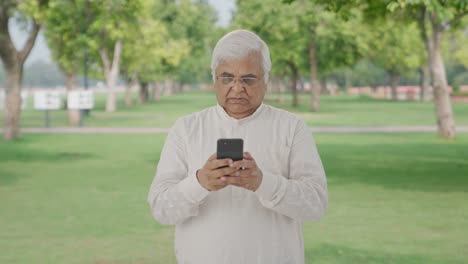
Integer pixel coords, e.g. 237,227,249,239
213,166,238,178
222,176,242,186
206,158,233,170
214,178,228,188
243,152,254,160
232,159,256,170
207,153,217,161
236,168,254,178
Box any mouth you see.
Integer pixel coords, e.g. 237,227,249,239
227,98,248,104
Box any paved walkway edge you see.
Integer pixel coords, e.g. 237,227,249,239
3,126,467,134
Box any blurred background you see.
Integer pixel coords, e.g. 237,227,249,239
1,0,467,263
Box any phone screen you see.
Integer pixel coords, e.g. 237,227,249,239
217,138,244,161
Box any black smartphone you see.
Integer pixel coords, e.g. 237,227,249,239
217,138,244,161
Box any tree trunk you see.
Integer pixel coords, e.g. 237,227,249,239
139,82,149,104
320,78,327,95
430,26,456,139
278,77,286,104
417,8,433,102
0,15,40,140
309,41,320,112
389,71,400,101
64,72,80,126
152,82,160,102
288,62,298,107
3,65,22,140
266,78,275,101
164,78,174,96
99,40,122,113
344,69,351,92
125,81,133,108
174,82,181,93
182,83,191,92
124,73,135,108
419,64,431,101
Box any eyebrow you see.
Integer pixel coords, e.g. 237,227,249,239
219,72,258,78
220,72,234,77
240,74,258,78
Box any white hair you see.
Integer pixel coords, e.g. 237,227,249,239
211,29,271,83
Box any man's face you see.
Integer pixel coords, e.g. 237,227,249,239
214,52,267,119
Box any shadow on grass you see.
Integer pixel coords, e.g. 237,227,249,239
0,137,95,186
306,243,460,264
319,140,468,193
0,168,20,186
0,145,94,186
0,145,94,163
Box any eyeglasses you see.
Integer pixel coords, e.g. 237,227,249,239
217,75,262,87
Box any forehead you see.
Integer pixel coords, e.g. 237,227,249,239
216,52,263,75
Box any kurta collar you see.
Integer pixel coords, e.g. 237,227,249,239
215,103,265,125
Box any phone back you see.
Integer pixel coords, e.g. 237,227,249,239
217,138,243,161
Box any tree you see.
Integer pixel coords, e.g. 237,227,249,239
120,0,190,105
169,0,220,86
44,0,87,125
86,0,141,112
313,0,467,138
235,0,366,110
367,19,422,100
149,0,218,96
394,0,467,138
234,0,307,107
0,0,49,140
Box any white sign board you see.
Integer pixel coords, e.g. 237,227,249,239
0,90,28,110
21,91,28,109
67,90,94,110
34,90,61,110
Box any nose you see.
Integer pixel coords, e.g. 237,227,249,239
231,78,245,92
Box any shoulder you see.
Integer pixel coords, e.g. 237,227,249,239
262,104,304,125
171,106,216,133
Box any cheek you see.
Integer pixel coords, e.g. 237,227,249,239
251,88,266,101
215,87,228,101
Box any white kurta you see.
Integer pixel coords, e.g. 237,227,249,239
148,103,328,264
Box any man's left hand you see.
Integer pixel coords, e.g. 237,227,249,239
221,152,263,191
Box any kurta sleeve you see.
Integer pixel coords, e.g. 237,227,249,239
147,119,210,225
255,119,328,221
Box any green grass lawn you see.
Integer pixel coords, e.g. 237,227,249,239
1,133,467,263
6,89,468,128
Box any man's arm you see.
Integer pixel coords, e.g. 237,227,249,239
254,119,328,221
147,120,210,225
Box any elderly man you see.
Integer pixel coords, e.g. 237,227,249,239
148,29,328,264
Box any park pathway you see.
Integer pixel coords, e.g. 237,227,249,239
9,126,468,134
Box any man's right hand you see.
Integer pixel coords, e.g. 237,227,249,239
196,153,238,191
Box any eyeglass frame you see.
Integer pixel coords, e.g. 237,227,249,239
216,73,264,88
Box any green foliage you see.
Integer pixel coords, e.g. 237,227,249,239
44,0,87,75
312,8,369,76
234,0,306,77
151,0,220,83
171,0,221,83
234,0,367,79
367,19,423,77
85,0,143,71
387,0,468,24
348,59,388,87
17,0,50,23
450,23,468,68
120,0,190,83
